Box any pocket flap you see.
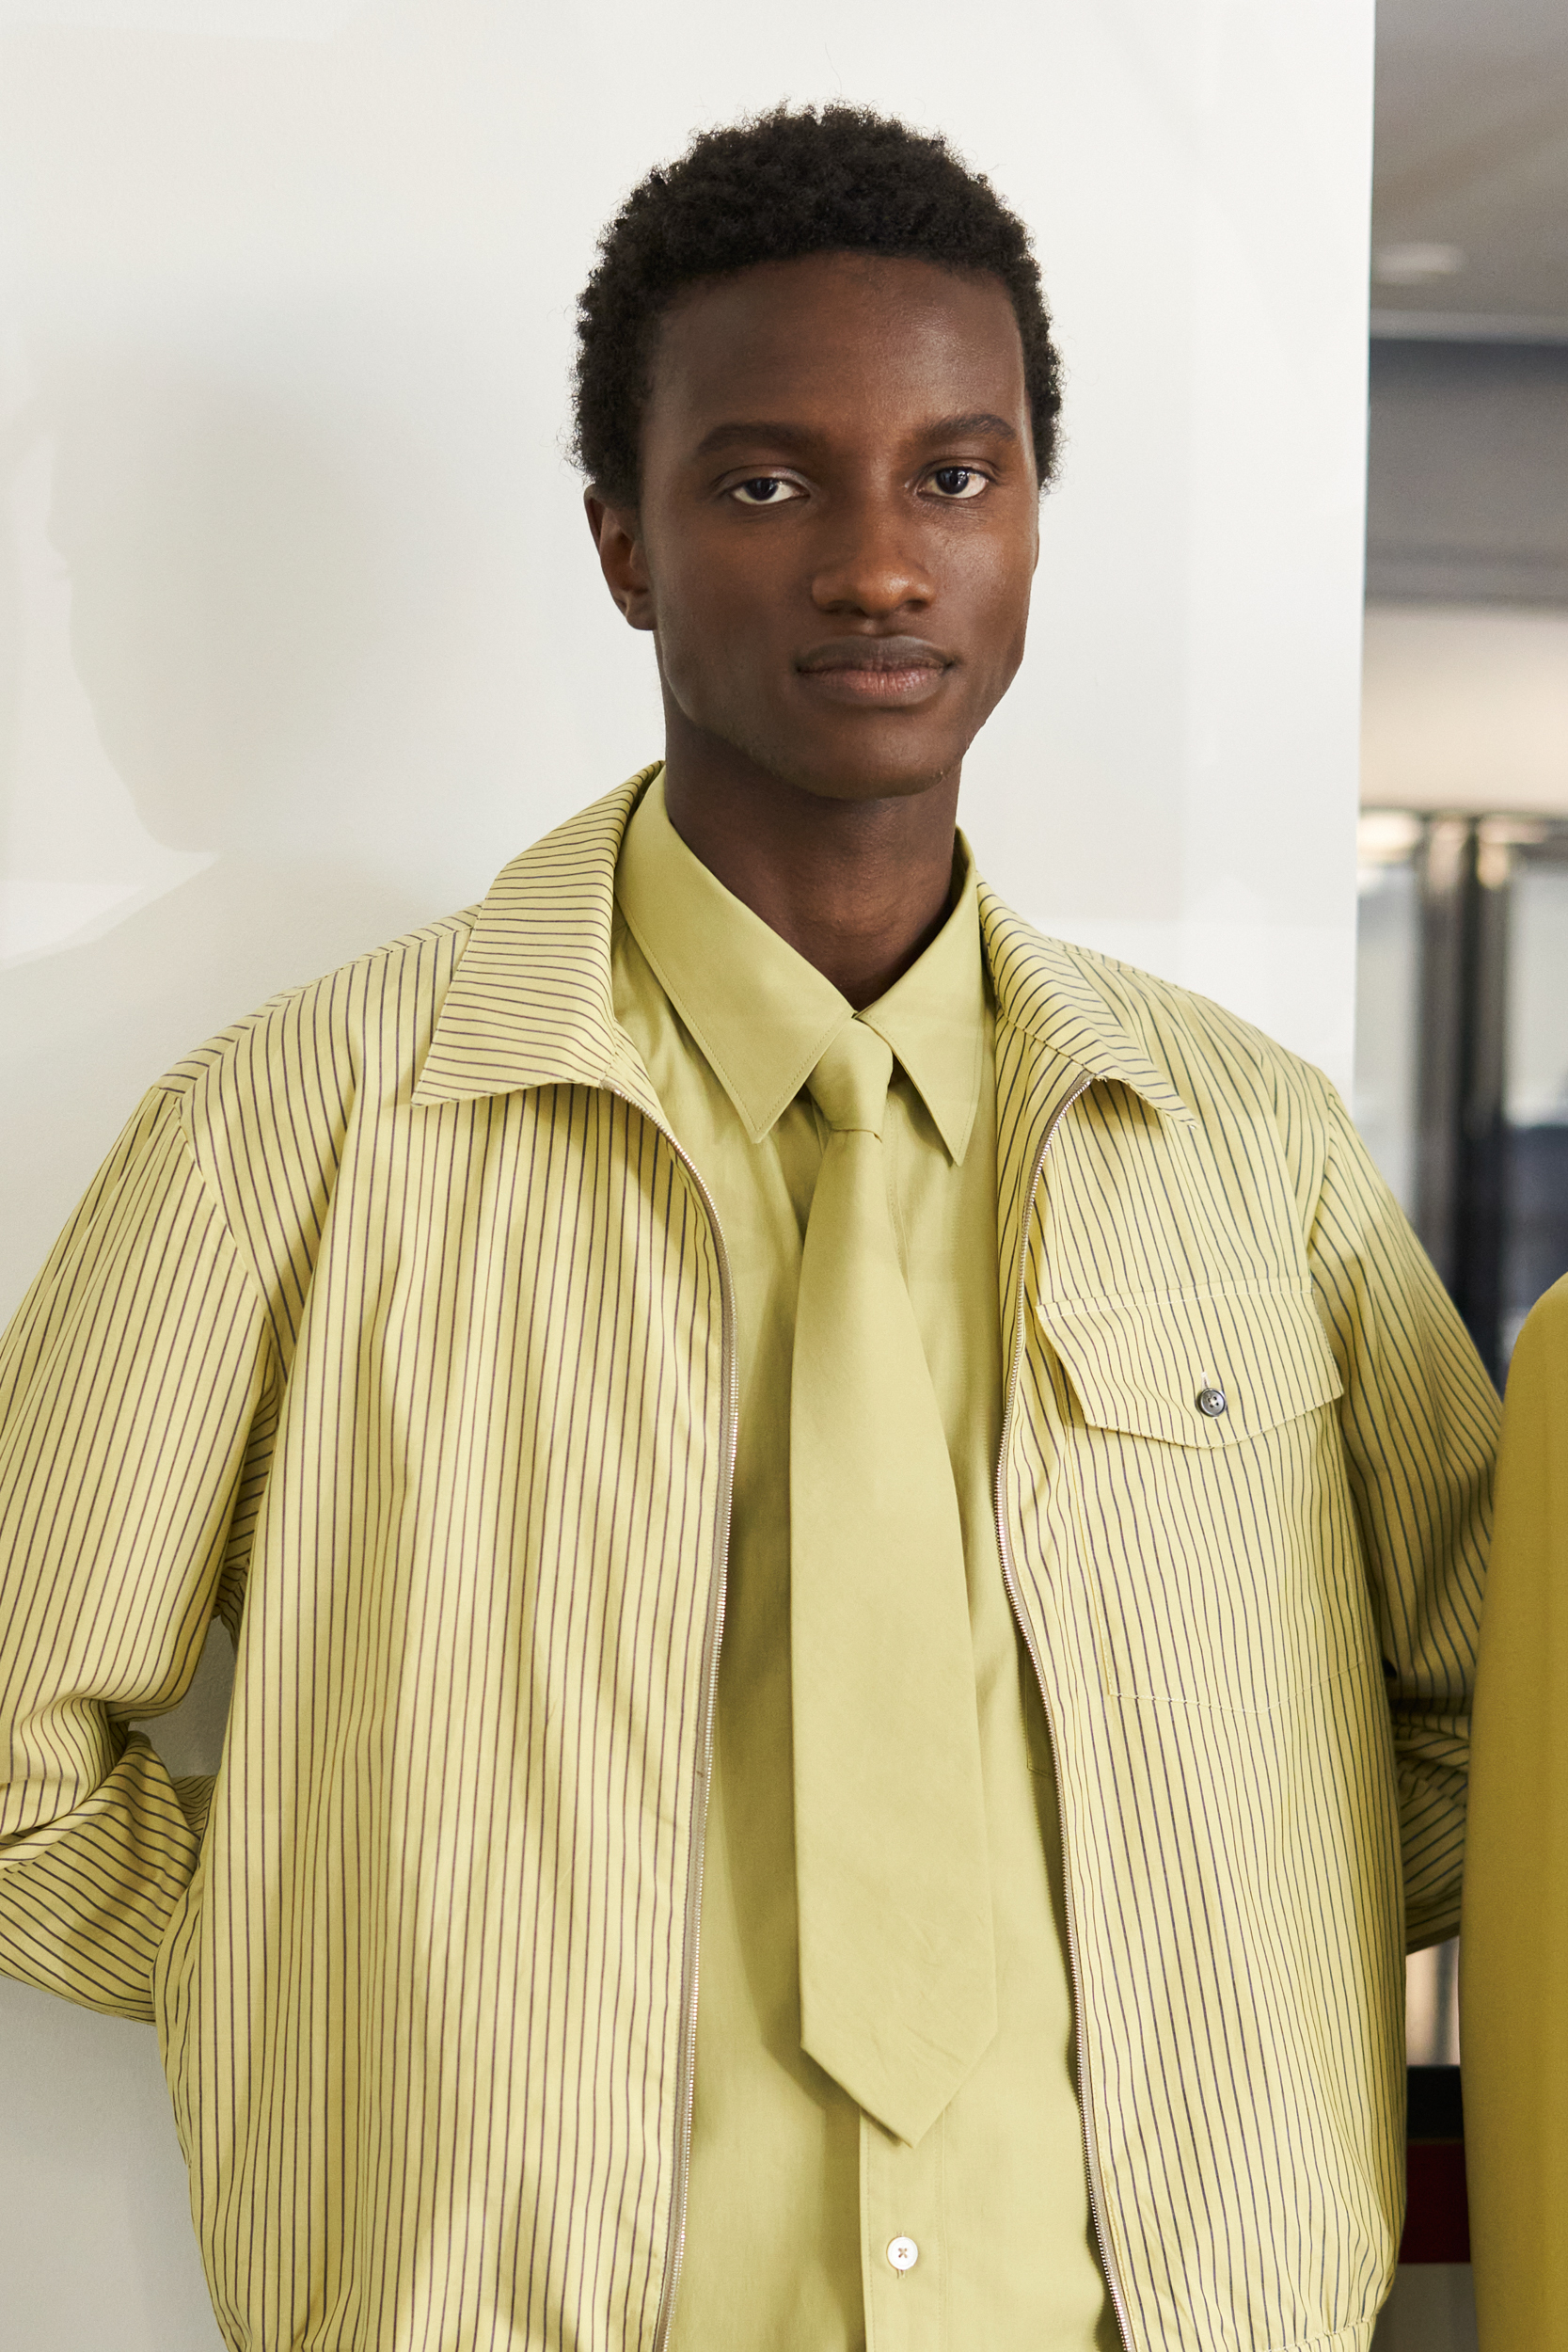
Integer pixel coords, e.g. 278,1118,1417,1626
1037,1280,1343,1447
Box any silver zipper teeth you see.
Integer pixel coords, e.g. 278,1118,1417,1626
991,1076,1134,2352
647,1124,739,2352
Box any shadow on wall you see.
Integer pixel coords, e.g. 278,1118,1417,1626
0,333,467,1304
43,347,386,854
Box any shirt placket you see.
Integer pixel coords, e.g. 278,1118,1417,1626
860,2110,947,2352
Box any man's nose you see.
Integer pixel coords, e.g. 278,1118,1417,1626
809,496,934,617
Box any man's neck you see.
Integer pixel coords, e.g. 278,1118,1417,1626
658,729,963,1013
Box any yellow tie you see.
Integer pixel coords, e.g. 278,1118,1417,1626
789,1017,997,2148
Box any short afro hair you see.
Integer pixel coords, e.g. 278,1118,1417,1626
573,104,1062,508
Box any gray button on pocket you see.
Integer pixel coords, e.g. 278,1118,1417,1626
1196,1386,1227,1418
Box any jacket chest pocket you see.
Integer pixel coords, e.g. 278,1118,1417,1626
1037,1280,1363,1713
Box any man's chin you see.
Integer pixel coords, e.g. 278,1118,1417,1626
720,723,966,808
784,764,959,807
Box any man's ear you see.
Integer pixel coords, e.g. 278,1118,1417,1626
584,491,657,633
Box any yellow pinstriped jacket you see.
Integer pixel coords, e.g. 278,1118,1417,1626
0,773,1493,2352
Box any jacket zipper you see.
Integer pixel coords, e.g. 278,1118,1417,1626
644,1122,739,2352
991,1074,1134,2352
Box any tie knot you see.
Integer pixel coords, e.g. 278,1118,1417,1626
807,1021,894,1136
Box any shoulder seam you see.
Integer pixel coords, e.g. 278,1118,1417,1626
147,1085,286,1378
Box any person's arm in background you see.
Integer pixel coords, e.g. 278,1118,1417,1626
1305,1079,1497,1947
1462,1272,1568,2350
0,1086,274,2019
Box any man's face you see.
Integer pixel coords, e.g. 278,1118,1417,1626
591,252,1040,804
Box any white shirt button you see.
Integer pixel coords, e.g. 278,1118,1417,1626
886,2235,919,2273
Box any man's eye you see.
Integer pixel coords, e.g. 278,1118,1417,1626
730,476,800,506
929,467,987,500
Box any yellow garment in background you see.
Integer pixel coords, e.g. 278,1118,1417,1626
614,776,1111,2350
1463,1272,1568,2350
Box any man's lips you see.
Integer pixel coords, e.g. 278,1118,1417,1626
795,636,954,707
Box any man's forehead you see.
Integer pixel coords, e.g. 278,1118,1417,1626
648,254,1027,425
660,250,1017,347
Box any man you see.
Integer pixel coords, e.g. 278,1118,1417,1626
1462,1270,1568,2348
0,105,1494,2352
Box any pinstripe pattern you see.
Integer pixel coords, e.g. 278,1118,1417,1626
0,773,1492,2350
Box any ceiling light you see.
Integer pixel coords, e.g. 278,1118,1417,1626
1358,809,1424,863
1372,243,1466,287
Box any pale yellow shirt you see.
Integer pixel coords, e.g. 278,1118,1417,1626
613,776,1113,2352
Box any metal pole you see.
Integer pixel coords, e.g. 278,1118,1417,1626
1415,814,1510,1388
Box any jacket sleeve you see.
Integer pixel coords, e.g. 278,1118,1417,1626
0,1087,275,2020
1304,1080,1497,1950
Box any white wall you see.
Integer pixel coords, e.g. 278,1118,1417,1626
0,3,1374,2343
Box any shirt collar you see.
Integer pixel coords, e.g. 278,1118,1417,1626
614,770,988,1163
858,860,987,1166
411,766,1195,1136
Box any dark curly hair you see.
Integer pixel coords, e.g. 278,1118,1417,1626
574,105,1062,507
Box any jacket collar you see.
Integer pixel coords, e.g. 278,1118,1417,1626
412,769,663,1124
978,887,1196,1126
412,769,1196,1131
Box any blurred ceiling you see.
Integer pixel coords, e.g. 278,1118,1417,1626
1373,0,1568,337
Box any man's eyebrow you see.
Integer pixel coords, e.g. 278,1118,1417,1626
690,411,1021,461
692,421,814,458
926,411,1019,442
